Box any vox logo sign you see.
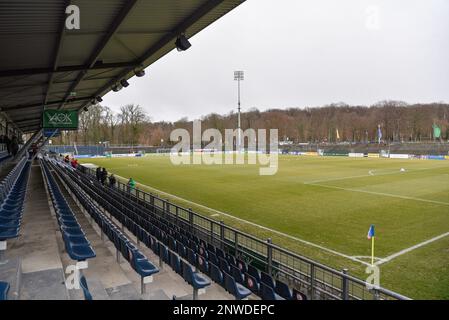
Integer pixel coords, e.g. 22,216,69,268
49,113,72,125
43,109,79,130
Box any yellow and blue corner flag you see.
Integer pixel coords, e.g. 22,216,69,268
367,225,375,240
367,225,375,265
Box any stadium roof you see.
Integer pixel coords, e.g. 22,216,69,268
0,0,245,133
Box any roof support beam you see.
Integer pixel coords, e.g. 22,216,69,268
79,0,227,111
44,0,71,106
0,62,137,78
59,0,139,110
1,96,93,112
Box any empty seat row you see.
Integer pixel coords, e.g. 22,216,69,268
0,157,30,245
0,151,10,165
41,160,96,262
50,161,159,294
50,159,214,300
52,159,305,300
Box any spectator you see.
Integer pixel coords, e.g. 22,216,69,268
70,158,78,169
10,135,19,157
101,168,108,185
109,174,116,188
5,136,11,155
64,155,70,163
127,178,136,193
96,167,101,182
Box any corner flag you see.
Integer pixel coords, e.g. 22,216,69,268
367,225,375,265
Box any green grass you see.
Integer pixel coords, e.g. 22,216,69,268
80,155,449,299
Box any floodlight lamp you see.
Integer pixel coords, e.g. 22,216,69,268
134,69,145,77
175,34,192,51
120,79,129,88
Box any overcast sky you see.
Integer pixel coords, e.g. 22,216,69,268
102,0,449,122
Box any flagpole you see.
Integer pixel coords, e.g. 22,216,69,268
371,236,375,266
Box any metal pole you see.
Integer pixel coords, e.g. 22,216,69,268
342,268,349,300
310,264,315,300
267,238,273,274
220,221,225,250
238,78,241,152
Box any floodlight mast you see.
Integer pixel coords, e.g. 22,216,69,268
234,71,244,152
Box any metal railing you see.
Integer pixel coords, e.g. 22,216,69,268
82,165,410,300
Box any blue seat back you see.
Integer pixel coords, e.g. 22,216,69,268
261,271,275,288
210,263,223,285
248,265,261,282
275,280,293,300
244,273,259,294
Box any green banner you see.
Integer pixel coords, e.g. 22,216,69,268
433,124,441,139
43,109,79,129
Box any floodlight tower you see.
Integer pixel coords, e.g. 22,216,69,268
234,71,244,151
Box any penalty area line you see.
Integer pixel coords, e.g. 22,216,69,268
308,183,449,207
113,174,370,267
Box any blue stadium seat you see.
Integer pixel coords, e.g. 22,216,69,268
177,243,187,259
219,257,230,273
0,226,19,240
292,288,308,300
215,247,225,259
224,272,252,300
248,265,261,283
210,263,224,285
226,254,236,267
208,250,218,266
0,281,9,300
129,247,159,294
159,244,169,264
169,251,182,275
230,264,244,284
197,255,209,275
198,245,208,259
261,271,275,289
186,247,197,267
181,260,211,300
244,273,260,294
275,280,293,300
260,283,285,300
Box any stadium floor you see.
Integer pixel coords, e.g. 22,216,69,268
80,155,449,299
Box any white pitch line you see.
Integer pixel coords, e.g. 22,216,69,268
304,166,436,184
309,183,449,207
375,231,449,265
112,174,370,266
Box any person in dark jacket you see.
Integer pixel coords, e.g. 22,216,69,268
96,167,102,182
5,136,11,155
10,135,19,157
101,168,108,186
109,174,116,188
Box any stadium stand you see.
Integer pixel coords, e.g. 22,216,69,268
0,151,11,165
41,160,96,263
44,157,308,301
283,142,449,156
46,146,106,157
45,160,160,296
0,157,30,254
46,158,245,300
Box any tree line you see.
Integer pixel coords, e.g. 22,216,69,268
53,101,449,146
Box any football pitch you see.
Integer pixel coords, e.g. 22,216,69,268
80,155,449,299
